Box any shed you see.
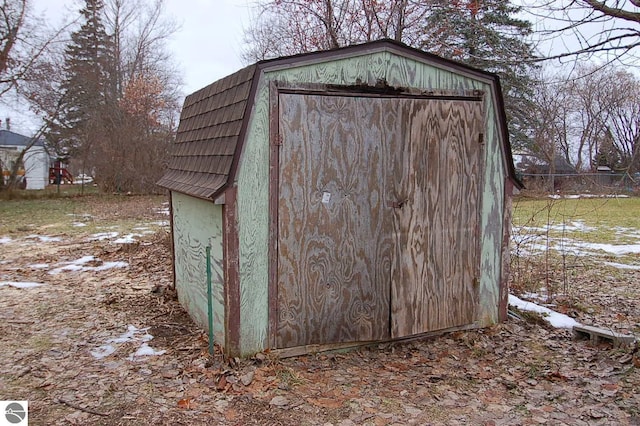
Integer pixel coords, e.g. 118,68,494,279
158,40,522,357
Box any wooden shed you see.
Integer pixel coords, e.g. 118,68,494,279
158,40,522,357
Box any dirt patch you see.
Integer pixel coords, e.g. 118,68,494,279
1,198,639,425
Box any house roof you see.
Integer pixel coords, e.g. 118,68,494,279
158,39,520,199
0,130,45,148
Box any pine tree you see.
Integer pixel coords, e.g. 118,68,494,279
420,0,538,151
594,128,622,171
47,0,114,159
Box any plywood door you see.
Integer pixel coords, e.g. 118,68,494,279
390,99,484,338
276,93,398,348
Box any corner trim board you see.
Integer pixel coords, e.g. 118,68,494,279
223,186,241,355
268,81,281,349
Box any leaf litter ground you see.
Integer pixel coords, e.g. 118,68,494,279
0,197,638,425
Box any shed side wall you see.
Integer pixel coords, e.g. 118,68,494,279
171,191,225,346
236,50,507,354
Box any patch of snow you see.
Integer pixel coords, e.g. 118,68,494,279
155,207,170,216
521,291,548,303
48,255,128,275
603,262,640,270
564,241,640,256
509,294,581,329
89,232,119,241
153,220,169,227
25,235,62,243
90,344,116,359
91,325,163,361
49,264,84,274
127,343,166,361
94,261,128,271
564,221,594,232
0,236,12,244
613,228,640,240
106,325,153,344
28,263,49,269
548,194,630,199
114,234,139,244
72,222,88,227
0,281,45,289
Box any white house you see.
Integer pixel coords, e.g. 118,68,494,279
0,129,49,190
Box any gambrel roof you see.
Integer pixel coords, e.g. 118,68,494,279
158,39,521,199
157,64,256,199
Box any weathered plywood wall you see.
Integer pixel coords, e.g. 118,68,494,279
390,98,483,337
381,54,506,326
276,94,395,348
235,50,508,354
171,191,225,346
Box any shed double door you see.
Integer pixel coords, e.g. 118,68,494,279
275,92,483,349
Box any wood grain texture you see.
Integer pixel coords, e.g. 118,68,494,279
276,94,395,348
223,186,241,356
236,85,271,356
478,105,505,326
499,179,514,322
276,92,484,347
171,192,226,346
233,50,509,353
390,99,483,337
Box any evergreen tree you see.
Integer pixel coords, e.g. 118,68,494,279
46,0,114,160
594,128,622,171
420,0,538,151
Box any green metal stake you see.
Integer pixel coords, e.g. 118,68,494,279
206,245,214,356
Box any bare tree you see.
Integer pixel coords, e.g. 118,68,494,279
95,0,180,193
0,0,69,190
529,63,640,181
242,0,430,62
604,69,640,174
527,0,640,65
530,72,570,165
243,0,539,151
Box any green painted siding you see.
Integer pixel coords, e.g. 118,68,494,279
478,105,505,326
236,50,508,354
171,191,225,347
235,94,271,355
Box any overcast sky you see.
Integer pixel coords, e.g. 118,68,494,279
2,0,252,134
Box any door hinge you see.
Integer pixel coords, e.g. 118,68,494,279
274,134,283,146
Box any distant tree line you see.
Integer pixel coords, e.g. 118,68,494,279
531,65,639,178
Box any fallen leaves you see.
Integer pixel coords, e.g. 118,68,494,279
307,397,343,409
1,197,639,425
176,398,192,409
